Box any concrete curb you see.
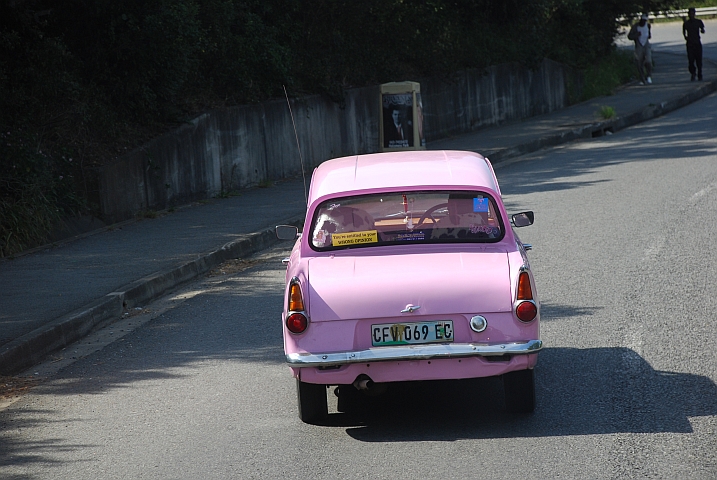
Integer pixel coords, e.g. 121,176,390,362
0,215,304,376
487,77,717,165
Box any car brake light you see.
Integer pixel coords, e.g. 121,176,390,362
286,312,308,334
517,271,533,300
516,301,537,322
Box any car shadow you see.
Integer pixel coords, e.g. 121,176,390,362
328,347,717,442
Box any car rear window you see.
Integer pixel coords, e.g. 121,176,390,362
309,191,504,250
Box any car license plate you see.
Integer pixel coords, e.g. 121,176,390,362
371,321,454,346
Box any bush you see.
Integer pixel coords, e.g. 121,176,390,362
580,49,636,101
0,130,84,257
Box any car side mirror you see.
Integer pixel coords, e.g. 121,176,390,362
276,225,300,240
512,211,534,227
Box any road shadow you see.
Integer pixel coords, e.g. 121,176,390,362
537,301,604,322
497,107,717,200
330,346,717,442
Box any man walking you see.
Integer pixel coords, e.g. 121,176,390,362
683,7,706,81
628,14,653,85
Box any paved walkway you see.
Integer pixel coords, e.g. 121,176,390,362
1,50,716,375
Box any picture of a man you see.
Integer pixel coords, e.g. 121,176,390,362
385,106,409,148
382,94,414,148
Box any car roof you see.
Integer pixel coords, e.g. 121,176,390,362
308,150,499,202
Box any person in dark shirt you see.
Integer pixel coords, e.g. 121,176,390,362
683,7,706,81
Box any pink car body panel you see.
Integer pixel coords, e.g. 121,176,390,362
307,251,512,321
296,353,538,385
280,150,540,386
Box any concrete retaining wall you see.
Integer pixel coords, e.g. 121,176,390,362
99,58,578,223
423,59,576,138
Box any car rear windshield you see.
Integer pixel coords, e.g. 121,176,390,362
309,190,504,250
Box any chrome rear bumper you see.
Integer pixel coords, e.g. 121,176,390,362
286,339,542,367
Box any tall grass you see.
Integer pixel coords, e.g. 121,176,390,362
0,130,85,257
580,49,635,101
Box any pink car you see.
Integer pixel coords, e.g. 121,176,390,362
276,150,541,424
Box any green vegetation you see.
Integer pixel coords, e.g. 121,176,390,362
136,210,158,220
0,0,691,256
687,0,717,7
651,1,717,22
0,130,86,257
216,190,241,198
581,49,636,101
598,106,617,120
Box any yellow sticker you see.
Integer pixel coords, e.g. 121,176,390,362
331,230,379,246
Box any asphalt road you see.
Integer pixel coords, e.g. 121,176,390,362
2,20,717,479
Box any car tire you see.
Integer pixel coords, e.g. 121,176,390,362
296,379,328,424
336,385,361,413
503,369,536,413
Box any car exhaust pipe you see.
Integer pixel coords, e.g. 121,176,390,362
351,375,388,397
353,375,374,391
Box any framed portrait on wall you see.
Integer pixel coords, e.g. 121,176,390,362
382,93,414,149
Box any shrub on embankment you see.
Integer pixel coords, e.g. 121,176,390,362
0,0,696,257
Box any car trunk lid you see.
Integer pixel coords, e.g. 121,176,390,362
307,251,512,321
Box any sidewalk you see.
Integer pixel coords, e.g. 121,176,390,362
1,51,716,375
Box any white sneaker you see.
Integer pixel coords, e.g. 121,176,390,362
647,77,652,84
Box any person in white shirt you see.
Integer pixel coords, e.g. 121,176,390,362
627,13,653,85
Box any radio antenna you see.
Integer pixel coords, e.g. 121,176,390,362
283,85,308,207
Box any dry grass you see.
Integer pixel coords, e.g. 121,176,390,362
207,258,263,277
0,375,39,400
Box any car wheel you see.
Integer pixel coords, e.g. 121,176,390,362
296,379,328,424
336,385,361,413
503,369,535,413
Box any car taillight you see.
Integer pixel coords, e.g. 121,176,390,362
516,301,537,322
289,281,305,311
515,270,537,322
287,278,309,334
517,271,533,300
286,312,308,334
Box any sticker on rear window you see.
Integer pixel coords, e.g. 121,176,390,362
397,231,425,241
470,225,500,235
473,198,489,212
331,230,379,246
313,229,328,247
